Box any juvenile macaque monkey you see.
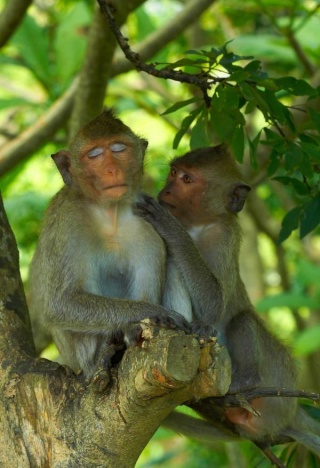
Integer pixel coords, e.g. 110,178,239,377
28,109,191,379
136,146,320,456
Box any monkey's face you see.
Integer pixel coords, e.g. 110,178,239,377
73,137,143,204
158,163,211,227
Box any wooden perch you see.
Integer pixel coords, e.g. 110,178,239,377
0,326,231,467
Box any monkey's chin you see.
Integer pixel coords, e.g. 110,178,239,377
103,185,128,198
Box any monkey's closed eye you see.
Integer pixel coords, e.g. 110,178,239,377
87,147,104,158
110,143,127,152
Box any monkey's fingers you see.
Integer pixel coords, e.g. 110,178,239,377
190,321,217,343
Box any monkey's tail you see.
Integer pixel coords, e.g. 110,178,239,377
163,411,240,443
282,407,320,457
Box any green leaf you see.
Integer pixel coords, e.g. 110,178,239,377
244,59,262,73
278,206,303,243
238,82,254,99
263,89,287,124
284,143,304,171
224,86,240,109
190,113,212,150
297,259,320,289
12,14,50,88
210,108,237,142
267,149,281,176
248,131,261,168
309,108,320,127
300,195,320,238
173,107,202,149
250,88,270,119
231,125,245,163
257,292,319,312
162,58,207,70
244,99,257,114
293,326,320,357
273,176,309,195
261,130,286,154
54,3,91,84
275,77,317,96
162,98,200,116
300,142,320,162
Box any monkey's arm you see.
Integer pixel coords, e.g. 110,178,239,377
46,289,190,333
136,195,224,331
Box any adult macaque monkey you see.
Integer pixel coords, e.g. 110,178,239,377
28,109,191,380
136,146,320,456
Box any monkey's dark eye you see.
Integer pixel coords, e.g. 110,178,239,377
170,168,177,176
87,147,104,158
110,143,126,152
183,174,192,183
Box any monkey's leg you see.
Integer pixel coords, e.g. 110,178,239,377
225,311,261,393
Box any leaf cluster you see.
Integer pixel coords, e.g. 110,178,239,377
162,45,320,241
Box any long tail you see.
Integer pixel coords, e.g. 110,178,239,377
282,407,320,456
163,411,240,443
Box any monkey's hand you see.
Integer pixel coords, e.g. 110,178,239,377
124,309,191,347
135,193,185,241
190,320,217,342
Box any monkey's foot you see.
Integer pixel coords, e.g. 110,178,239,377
92,368,112,393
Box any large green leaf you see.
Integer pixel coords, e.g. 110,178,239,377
278,206,303,243
300,195,320,238
293,326,320,357
54,2,91,84
12,15,51,89
257,292,319,312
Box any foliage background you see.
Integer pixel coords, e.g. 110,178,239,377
0,0,320,466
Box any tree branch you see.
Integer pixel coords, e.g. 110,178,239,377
0,193,34,358
0,78,77,177
0,0,32,48
284,28,315,77
211,387,319,410
99,0,222,95
69,0,147,139
111,0,217,77
0,0,217,176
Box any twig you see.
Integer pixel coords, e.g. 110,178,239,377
111,0,218,77
98,0,224,93
259,446,287,468
211,386,319,408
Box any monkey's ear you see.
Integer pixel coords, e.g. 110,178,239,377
228,183,251,213
51,150,72,186
140,138,148,152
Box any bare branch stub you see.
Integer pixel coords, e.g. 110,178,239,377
98,0,221,95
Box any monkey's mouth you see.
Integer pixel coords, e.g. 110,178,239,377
103,184,128,196
159,200,176,210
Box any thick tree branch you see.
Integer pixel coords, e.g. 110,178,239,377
69,0,147,138
0,0,32,48
0,193,34,358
